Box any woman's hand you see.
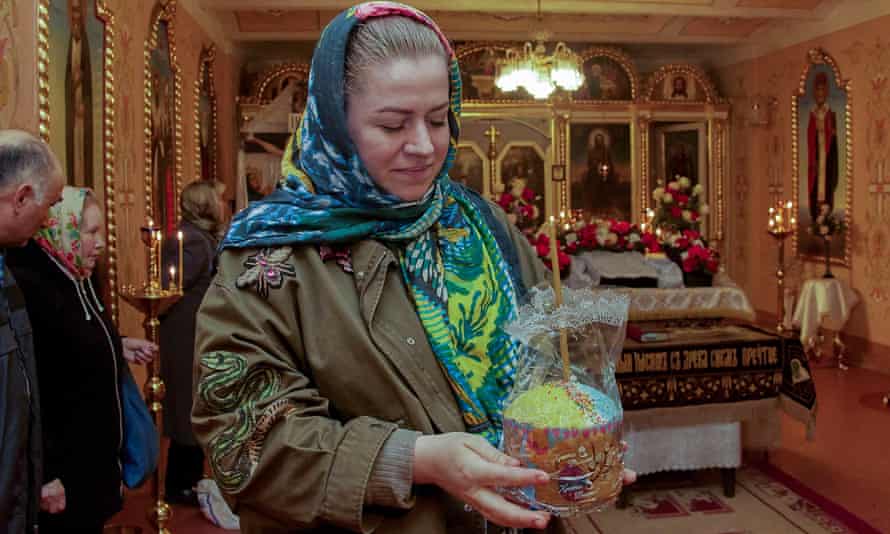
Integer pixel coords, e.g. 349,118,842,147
413,433,551,530
40,479,66,514
122,337,158,364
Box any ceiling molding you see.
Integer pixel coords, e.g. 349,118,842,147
231,30,747,45
200,0,824,19
708,0,890,67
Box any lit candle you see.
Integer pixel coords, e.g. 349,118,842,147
655,228,662,238
169,266,176,291
177,230,184,291
769,217,775,228
559,210,566,221
641,222,647,233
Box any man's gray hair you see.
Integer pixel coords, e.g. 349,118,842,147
0,130,61,202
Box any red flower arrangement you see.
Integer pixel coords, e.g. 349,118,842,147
662,229,720,275
528,232,571,275
564,218,661,255
527,218,719,281
651,176,709,233
497,178,542,235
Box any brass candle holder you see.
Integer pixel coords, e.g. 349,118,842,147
123,220,182,534
767,200,795,335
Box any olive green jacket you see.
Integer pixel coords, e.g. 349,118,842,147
192,207,550,533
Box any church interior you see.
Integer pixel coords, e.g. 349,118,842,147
3,0,890,532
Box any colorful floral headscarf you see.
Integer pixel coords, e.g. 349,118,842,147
220,2,523,445
35,186,93,280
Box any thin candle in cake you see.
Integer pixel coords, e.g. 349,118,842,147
546,216,571,381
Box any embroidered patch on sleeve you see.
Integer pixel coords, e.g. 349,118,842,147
235,247,297,298
198,351,298,493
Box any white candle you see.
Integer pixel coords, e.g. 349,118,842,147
169,266,176,291
156,231,163,289
177,231,184,291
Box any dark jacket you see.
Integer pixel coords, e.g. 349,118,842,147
160,220,217,445
0,258,43,534
8,241,125,528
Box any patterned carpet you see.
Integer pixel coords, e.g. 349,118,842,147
108,463,880,534
563,465,881,534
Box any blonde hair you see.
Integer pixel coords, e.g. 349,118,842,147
180,180,223,235
344,16,448,98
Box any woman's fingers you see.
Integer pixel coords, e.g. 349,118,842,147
466,452,549,488
466,487,550,530
464,436,520,467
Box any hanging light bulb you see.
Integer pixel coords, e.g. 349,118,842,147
549,42,583,91
495,39,582,99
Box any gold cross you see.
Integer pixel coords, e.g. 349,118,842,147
484,123,501,158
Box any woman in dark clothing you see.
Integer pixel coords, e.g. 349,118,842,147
160,180,226,506
8,186,156,533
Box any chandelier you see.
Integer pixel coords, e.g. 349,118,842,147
495,40,583,99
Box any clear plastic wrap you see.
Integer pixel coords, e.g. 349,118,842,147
501,285,630,516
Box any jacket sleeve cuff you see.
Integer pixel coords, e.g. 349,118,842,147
319,417,398,532
364,429,421,509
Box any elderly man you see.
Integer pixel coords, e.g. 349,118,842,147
0,129,64,534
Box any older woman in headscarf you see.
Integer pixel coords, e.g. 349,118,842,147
159,180,228,506
192,4,630,533
8,186,156,533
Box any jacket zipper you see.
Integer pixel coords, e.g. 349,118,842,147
81,281,124,470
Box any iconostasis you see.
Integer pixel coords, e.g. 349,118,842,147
238,43,730,244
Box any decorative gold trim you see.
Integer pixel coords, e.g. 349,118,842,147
195,44,218,182
573,46,639,102
96,0,119,324
144,0,183,227
560,113,569,214
249,62,310,105
790,47,853,267
714,119,727,244
37,0,50,142
639,117,651,215
643,64,720,104
38,0,120,324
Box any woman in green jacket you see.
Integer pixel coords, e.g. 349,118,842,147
193,3,629,532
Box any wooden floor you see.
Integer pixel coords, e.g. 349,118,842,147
109,365,890,533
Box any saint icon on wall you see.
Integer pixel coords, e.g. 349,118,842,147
569,124,631,220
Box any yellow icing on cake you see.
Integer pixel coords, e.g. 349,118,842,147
504,382,615,429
